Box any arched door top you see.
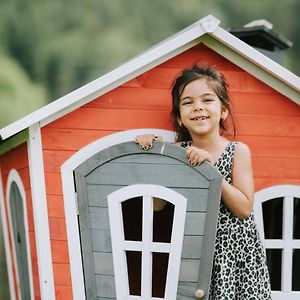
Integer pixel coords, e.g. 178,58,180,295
75,141,220,182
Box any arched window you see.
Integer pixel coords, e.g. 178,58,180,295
6,169,33,300
108,184,187,299
254,185,300,300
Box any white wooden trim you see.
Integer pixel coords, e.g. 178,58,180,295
6,169,35,300
108,184,187,300
27,124,55,299
254,185,300,295
271,291,300,300
1,15,299,141
0,168,16,300
61,129,175,300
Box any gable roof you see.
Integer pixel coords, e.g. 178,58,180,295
1,14,299,141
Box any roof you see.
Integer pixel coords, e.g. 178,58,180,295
1,14,299,141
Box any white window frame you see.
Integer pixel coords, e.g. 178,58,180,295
6,169,35,300
254,185,300,299
108,184,187,300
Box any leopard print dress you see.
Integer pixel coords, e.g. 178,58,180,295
181,141,271,300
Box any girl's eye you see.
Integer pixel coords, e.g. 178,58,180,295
203,98,213,102
181,100,192,105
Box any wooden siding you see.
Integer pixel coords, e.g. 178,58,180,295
0,143,40,299
40,43,300,298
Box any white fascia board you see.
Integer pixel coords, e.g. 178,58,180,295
27,124,56,300
0,18,210,141
211,27,300,98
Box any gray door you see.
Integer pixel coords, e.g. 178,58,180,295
9,182,31,300
75,142,222,300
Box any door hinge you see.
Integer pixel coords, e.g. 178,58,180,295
75,192,79,215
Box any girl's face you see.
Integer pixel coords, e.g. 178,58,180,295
178,78,228,139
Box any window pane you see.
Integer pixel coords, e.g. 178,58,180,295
126,251,141,296
122,197,142,241
262,198,283,239
152,252,169,298
153,198,174,243
266,249,281,290
293,197,300,239
292,249,300,291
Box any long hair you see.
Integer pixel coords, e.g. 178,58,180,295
171,65,237,141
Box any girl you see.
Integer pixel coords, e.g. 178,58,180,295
135,65,271,299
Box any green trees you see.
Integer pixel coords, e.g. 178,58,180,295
0,0,298,127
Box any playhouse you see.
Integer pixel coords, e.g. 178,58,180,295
0,15,299,300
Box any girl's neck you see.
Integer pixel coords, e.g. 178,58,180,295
190,132,227,152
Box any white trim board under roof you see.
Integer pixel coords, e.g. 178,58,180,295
0,15,299,141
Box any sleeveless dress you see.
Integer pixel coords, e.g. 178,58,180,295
181,141,271,300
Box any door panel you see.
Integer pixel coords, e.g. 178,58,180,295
75,141,222,300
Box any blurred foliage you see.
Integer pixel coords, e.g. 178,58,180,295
0,54,46,127
0,0,299,127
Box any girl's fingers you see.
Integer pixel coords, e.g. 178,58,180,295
134,134,159,150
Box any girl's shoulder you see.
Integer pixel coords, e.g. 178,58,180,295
231,141,252,162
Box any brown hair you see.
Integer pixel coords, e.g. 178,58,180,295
171,65,237,141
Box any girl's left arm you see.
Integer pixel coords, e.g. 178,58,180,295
221,142,254,220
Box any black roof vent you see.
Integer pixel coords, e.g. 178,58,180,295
229,20,293,65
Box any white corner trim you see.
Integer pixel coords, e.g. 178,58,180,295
199,15,220,33
0,168,16,300
6,169,35,300
61,129,175,300
28,123,55,300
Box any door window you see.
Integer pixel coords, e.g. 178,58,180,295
108,184,187,299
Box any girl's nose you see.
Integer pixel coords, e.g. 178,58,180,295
193,100,204,111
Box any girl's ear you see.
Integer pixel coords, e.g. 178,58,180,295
221,107,228,121
177,117,183,127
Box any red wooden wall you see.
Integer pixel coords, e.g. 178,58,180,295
39,44,300,299
0,143,40,300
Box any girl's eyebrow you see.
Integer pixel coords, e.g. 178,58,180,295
180,93,216,101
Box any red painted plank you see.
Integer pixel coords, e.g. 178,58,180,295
231,91,300,116
49,217,67,240
252,157,300,179
53,263,72,286
236,115,300,137
239,136,300,158
47,195,66,218
55,286,73,300
47,108,173,131
51,240,70,263
254,178,300,192
43,150,75,173
42,128,116,151
45,173,63,195
224,71,275,93
83,87,172,110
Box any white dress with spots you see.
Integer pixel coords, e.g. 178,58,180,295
182,141,272,300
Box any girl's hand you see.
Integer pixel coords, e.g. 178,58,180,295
185,146,212,166
134,134,162,150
